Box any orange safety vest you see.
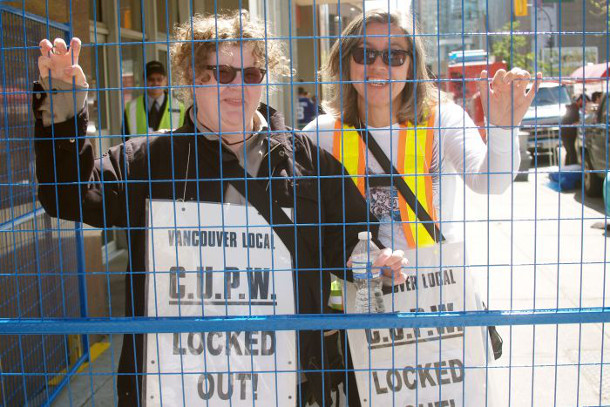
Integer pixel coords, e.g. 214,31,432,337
332,113,439,248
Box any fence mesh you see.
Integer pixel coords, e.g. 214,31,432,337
0,0,610,406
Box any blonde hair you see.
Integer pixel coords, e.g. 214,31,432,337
170,10,290,104
320,9,437,126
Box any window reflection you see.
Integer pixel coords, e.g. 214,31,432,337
87,44,108,133
89,0,102,22
120,43,143,105
120,0,142,31
156,0,180,36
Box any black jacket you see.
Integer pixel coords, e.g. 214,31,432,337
561,102,581,138
34,92,377,406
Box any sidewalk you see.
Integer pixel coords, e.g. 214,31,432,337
51,251,126,407
51,165,610,406
466,166,610,406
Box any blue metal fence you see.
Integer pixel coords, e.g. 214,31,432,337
1,0,610,406
0,5,88,407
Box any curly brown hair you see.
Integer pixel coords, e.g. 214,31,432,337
170,10,290,104
320,10,438,126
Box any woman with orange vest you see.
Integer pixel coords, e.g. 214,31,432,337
303,9,541,405
305,9,540,256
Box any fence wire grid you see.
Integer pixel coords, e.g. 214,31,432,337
1,0,610,406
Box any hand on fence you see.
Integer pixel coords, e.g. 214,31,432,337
38,37,86,87
477,67,542,128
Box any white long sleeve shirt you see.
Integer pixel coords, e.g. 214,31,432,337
303,102,520,248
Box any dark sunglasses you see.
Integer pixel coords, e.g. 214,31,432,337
205,65,267,84
352,47,409,67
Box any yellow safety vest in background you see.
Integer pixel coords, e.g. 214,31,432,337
125,94,186,135
329,113,438,310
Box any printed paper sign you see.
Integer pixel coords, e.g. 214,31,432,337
144,200,296,406
346,242,493,407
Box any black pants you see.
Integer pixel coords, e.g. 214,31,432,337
561,133,578,166
339,330,361,407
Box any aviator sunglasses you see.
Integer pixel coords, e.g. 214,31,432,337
205,65,267,84
352,47,409,67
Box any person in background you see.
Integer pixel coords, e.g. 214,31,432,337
588,91,603,114
311,93,325,116
562,93,589,166
123,60,186,136
297,85,316,128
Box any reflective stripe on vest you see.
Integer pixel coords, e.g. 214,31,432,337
332,120,367,196
397,114,438,248
125,94,186,135
332,113,438,248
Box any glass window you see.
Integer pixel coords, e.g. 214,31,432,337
158,50,169,72
157,49,176,98
531,86,571,106
119,0,143,31
87,44,109,132
89,0,103,22
326,4,361,39
120,43,144,105
156,0,180,37
318,4,361,101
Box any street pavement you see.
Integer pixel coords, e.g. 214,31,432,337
51,162,610,407
467,164,610,407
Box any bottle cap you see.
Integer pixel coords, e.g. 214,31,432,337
358,231,372,240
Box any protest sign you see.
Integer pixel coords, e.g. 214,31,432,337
346,242,493,407
144,200,296,406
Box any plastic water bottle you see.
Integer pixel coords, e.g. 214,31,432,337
351,231,385,313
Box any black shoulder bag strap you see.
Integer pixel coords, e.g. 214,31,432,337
357,128,503,360
356,128,445,243
221,162,296,260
